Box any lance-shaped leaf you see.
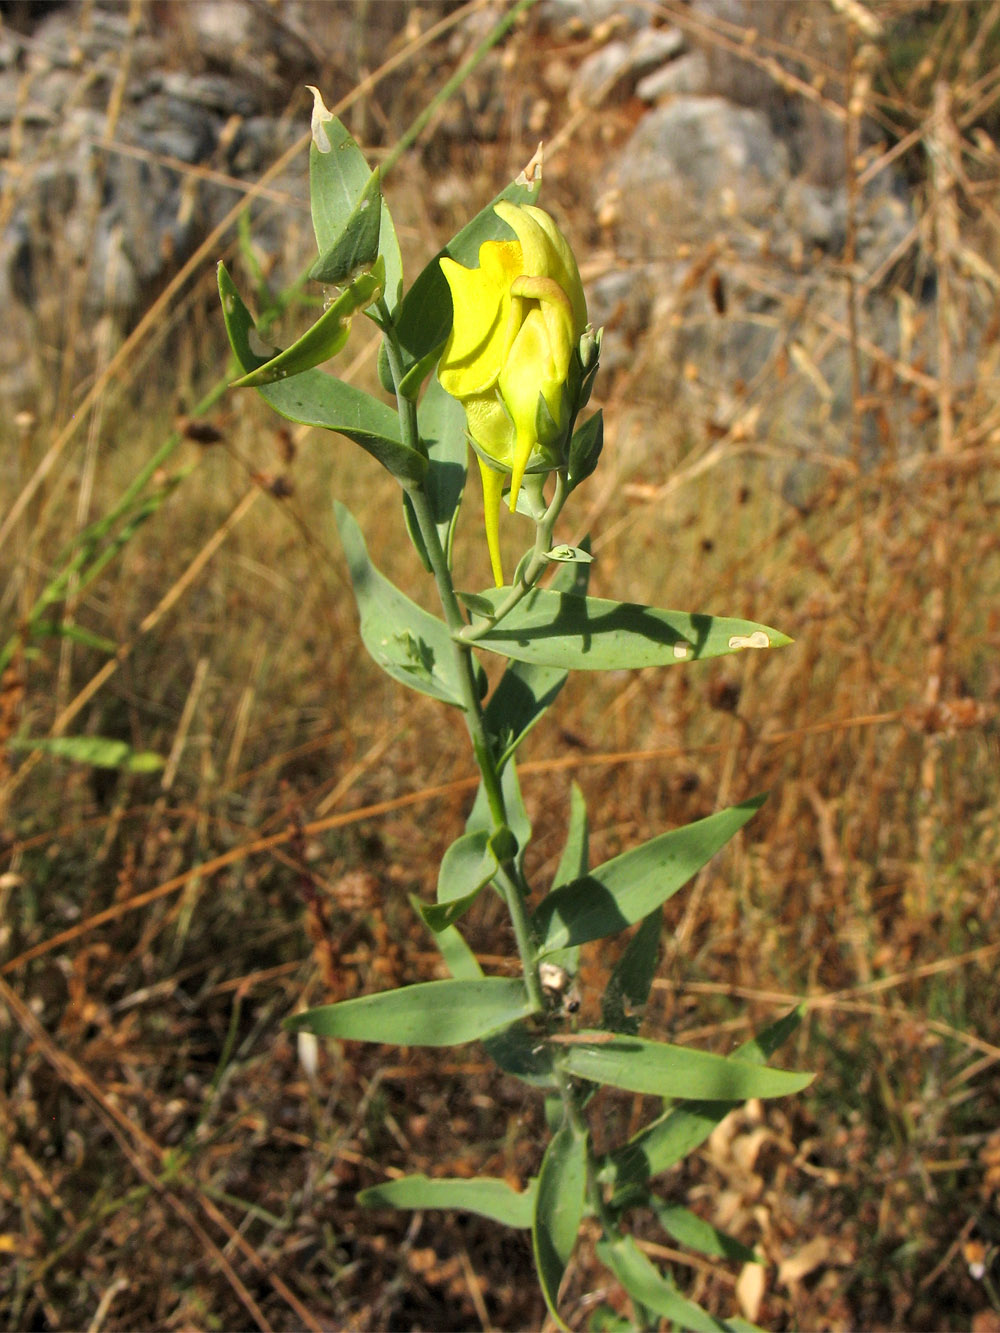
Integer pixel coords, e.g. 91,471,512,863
310,165,383,285
601,906,662,1036
359,1173,538,1228
308,92,403,310
650,1202,758,1265
482,1019,558,1090
597,1234,748,1333
403,374,469,572
231,263,384,388
482,548,591,767
286,977,535,1047
335,502,462,706
9,736,163,773
471,588,791,670
540,782,589,982
566,410,603,491
378,174,543,399
601,1008,807,1193
557,1033,813,1100
533,796,766,954
465,752,531,871
219,265,426,486
412,893,483,982
418,828,499,932
533,1120,587,1332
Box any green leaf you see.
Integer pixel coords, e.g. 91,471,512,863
553,782,590,889
218,264,426,486
418,374,468,559
533,797,766,954
465,755,531,872
310,165,383,285
482,1020,558,1089
8,735,164,773
286,977,535,1047
379,174,543,397
308,105,402,310
601,1008,809,1193
31,621,118,655
601,907,662,1036
650,1202,758,1265
558,1033,813,1100
567,410,603,490
359,1173,537,1228
334,502,462,705
543,544,593,564
541,782,590,982
231,262,384,387
412,894,483,982
597,1234,741,1333
482,549,591,768
419,829,498,932
471,588,792,670
533,1120,587,1331
404,375,468,571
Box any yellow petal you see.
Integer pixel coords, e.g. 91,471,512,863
477,455,506,586
438,241,522,398
495,202,587,336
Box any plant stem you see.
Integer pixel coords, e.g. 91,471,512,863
457,468,570,641
380,318,545,1013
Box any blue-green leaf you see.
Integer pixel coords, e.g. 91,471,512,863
286,977,535,1046
651,1202,759,1265
534,797,766,954
567,410,603,490
308,99,402,310
418,374,468,554
601,1007,808,1193
472,589,791,670
310,165,383,285
597,1234,743,1333
482,1020,558,1089
231,262,384,387
218,264,425,485
465,754,531,871
419,829,498,932
411,893,483,982
9,735,163,773
541,782,589,982
378,174,543,398
334,502,462,705
359,1173,537,1228
533,1120,587,1332
558,1033,813,1099
482,548,591,768
601,907,662,1036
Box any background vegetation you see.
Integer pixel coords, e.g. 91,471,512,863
2,1,1000,1329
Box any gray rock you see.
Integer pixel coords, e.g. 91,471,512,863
613,96,790,234
637,50,710,103
537,0,652,35
576,25,685,104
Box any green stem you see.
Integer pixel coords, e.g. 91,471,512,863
457,468,570,644
380,313,545,1013
379,0,540,179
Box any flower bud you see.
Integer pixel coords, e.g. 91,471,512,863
437,203,588,584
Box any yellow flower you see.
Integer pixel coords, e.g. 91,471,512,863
438,203,588,585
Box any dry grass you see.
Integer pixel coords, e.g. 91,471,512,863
3,1,1000,1329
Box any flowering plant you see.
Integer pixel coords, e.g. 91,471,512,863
438,202,592,583
219,91,809,1331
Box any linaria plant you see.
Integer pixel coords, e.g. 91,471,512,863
218,90,812,1332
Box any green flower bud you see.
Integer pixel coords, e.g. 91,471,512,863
437,202,588,584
